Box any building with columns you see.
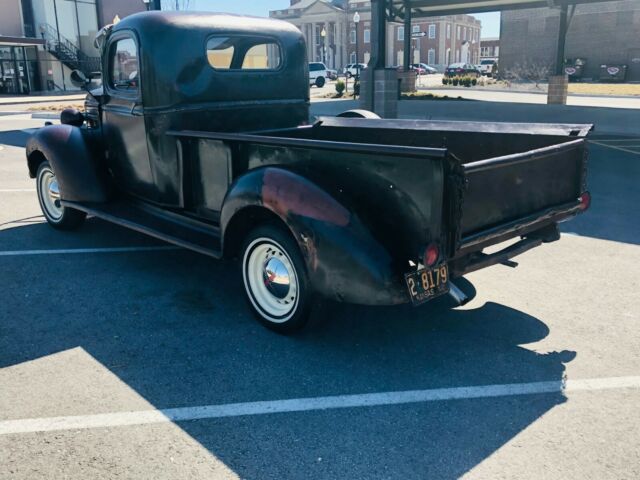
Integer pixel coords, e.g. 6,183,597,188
269,0,481,71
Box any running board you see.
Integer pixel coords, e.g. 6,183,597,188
63,200,222,258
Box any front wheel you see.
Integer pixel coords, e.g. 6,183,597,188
315,76,326,88
36,161,86,230
241,225,313,333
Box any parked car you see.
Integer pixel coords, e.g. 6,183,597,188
479,59,498,77
412,63,437,74
326,68,338,80
308,62,327,87
27,12,591,332
445,63,481,78
344,63,367,78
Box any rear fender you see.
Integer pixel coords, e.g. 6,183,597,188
26,124,109,203
221,167,408,305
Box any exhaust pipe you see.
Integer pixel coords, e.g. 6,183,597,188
448,281,470,306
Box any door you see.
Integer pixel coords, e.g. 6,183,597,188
102,33,155,201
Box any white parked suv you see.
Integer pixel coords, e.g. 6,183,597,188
309,62,327,87
343,63,367,78
479,59,498,77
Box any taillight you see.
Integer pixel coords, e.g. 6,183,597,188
424,243,440,267
579,192,591,211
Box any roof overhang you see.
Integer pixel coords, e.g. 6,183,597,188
0,36,45,47
392,0,621,17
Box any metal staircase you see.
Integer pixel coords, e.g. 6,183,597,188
39,23,101,74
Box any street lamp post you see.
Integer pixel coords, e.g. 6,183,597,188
320,27,327,65
143,0,162,10
353,11,360,81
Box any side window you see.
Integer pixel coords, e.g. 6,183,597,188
206,37,235,69
110,37,139,92
206,36,282,71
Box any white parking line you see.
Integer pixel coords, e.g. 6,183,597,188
0,246,181,256
0,188,36,193
589,140,640,155
1,376,638,435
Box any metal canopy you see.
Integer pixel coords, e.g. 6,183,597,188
387,0,618,18
364,0,622,111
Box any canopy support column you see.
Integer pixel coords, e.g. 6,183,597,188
548,4,569,104
403,0,412,70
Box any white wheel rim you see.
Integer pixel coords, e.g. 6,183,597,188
243,238,299,323
38,167,63,221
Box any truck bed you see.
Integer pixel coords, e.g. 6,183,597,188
265,117,589,242
169,117,589,271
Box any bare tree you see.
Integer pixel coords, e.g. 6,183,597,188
503,61,551,89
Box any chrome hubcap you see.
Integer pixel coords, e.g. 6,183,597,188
39,168,63,221
243,239,298,323
263,257,291,299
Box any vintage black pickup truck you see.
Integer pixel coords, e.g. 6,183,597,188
26,12,591,332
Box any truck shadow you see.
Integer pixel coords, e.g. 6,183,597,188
560,139,640,245
1,222,575,479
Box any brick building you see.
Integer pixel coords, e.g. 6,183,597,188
480,37,499,62
500,0,640,81
270,0,480,71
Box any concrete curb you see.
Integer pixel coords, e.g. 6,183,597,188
31,113,60,120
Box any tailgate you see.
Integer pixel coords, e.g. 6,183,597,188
459,138,587,243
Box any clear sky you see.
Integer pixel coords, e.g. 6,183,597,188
190,1,501,38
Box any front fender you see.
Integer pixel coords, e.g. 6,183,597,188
26,124,109,203
221,167,409,305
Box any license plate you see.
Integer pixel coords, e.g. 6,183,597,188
404,264,450,305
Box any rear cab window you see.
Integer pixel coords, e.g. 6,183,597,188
206,36,282,70
110,37,139,92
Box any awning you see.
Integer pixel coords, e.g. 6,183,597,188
0,36,45,47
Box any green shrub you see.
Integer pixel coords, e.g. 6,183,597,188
471,78,477,86
442,77,448,85
463,77,472,87
452,77,459,86
335,80,346,96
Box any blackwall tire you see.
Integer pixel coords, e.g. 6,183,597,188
241,225,313,333
315,76,326,88
36,161,86,230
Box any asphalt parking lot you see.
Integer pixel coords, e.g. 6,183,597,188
1,114,639,479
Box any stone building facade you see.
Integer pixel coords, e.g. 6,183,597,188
500,0,640,81
0,0,145,94
269,0,481,71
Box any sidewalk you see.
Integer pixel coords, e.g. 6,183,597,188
0,93,86,106
416,87,640,110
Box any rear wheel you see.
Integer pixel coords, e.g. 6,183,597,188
241,225,313,333
36,161,86,230
315,76,326,88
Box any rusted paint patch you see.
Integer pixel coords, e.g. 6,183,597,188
262,169,350,227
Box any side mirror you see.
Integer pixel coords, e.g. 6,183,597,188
70,70,89,88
